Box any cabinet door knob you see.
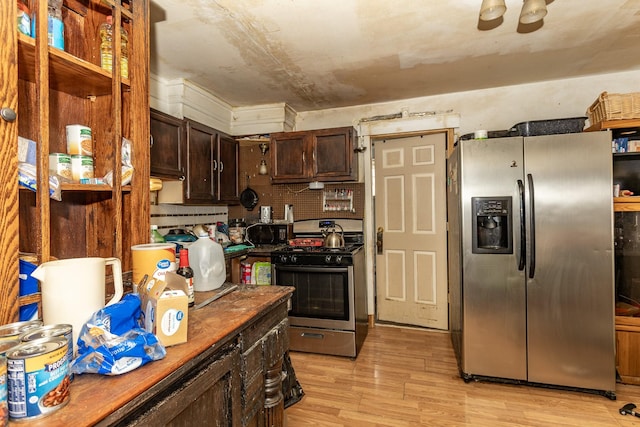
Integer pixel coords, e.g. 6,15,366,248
1,108,17,122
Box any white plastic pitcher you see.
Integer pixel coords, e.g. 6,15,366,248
31,257,123,355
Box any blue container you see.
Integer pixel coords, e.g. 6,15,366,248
19,259,39,321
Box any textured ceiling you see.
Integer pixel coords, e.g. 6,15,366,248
149,0,640,112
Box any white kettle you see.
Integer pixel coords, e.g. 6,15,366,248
31,257,123,355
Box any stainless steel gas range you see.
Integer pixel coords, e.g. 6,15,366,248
271,219,368,358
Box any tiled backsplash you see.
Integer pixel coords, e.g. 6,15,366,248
150,204,228,235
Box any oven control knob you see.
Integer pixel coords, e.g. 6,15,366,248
335,255,343,265
324,255,332,264
290,255,297,264
278,255,289,264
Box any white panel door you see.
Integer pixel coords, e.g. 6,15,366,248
374,133,448,329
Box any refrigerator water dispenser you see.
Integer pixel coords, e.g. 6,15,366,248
472,197,512,254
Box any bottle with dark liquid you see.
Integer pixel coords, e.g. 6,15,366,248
177,248,195,307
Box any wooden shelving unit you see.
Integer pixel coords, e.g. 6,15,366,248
0,0,150,323
590,119,640,384
585,118,640,132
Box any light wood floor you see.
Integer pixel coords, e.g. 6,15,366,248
286,325,640,426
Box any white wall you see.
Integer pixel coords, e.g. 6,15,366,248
151,70,640,137
295,70,640,135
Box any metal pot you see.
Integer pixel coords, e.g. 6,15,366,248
192,224,210,237
323,224,344,248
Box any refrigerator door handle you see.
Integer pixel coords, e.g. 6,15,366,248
527,173,536,279
517,179,526,271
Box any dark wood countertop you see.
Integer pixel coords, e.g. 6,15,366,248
18,285,293,426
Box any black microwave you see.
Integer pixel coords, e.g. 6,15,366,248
245,223,289,246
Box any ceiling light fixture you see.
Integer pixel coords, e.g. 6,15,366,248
479,0,506,21
519,0,547,25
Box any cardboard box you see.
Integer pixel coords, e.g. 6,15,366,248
139,271,189,346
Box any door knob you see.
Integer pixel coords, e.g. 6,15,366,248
376,226,384,254
1,108,17,122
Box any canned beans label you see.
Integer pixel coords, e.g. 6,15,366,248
8,341,70,420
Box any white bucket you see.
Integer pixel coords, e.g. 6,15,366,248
131,243,176,285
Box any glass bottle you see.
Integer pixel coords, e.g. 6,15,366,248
177,248,195,307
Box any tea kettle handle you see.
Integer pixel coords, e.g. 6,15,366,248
104,257,124,306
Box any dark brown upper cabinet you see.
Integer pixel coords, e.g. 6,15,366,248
150,112,239,205
185,120,218,204
218,134,240,203
270,127,357,183
150,109,185,179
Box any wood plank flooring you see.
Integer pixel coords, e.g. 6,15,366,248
286,325,640,426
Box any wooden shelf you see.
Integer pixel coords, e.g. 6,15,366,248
19,185,132,193
17,33,130,97
586,118,640,132
616,315,640,331
61,184,132,192
614,197,640,212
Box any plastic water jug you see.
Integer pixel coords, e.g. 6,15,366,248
188,232,226,291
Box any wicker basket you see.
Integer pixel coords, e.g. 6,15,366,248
587,91,640,125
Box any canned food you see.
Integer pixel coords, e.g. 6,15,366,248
241,262,252,284
0,355,7,426
7,337,70,420
0,321,42,342
0,341,20,358
48,153,72,180
20,325,73,370
71,155,94,182
65,124,92,156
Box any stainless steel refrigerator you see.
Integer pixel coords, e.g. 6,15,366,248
447,132,616,399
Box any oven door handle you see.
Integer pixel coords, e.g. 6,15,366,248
274,266,350,274
300,332,324,339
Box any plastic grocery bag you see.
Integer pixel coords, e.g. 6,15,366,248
71,293,166,376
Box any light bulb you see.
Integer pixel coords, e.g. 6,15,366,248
258,159,268,175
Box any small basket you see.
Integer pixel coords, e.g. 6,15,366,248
587,91,640,125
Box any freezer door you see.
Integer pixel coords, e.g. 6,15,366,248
460,137,527,380
524,132,615,392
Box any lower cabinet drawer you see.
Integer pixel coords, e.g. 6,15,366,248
290,326,356,357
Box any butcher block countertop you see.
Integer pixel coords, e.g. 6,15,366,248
19,285,293,426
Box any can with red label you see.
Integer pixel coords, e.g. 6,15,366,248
241,262,252,284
